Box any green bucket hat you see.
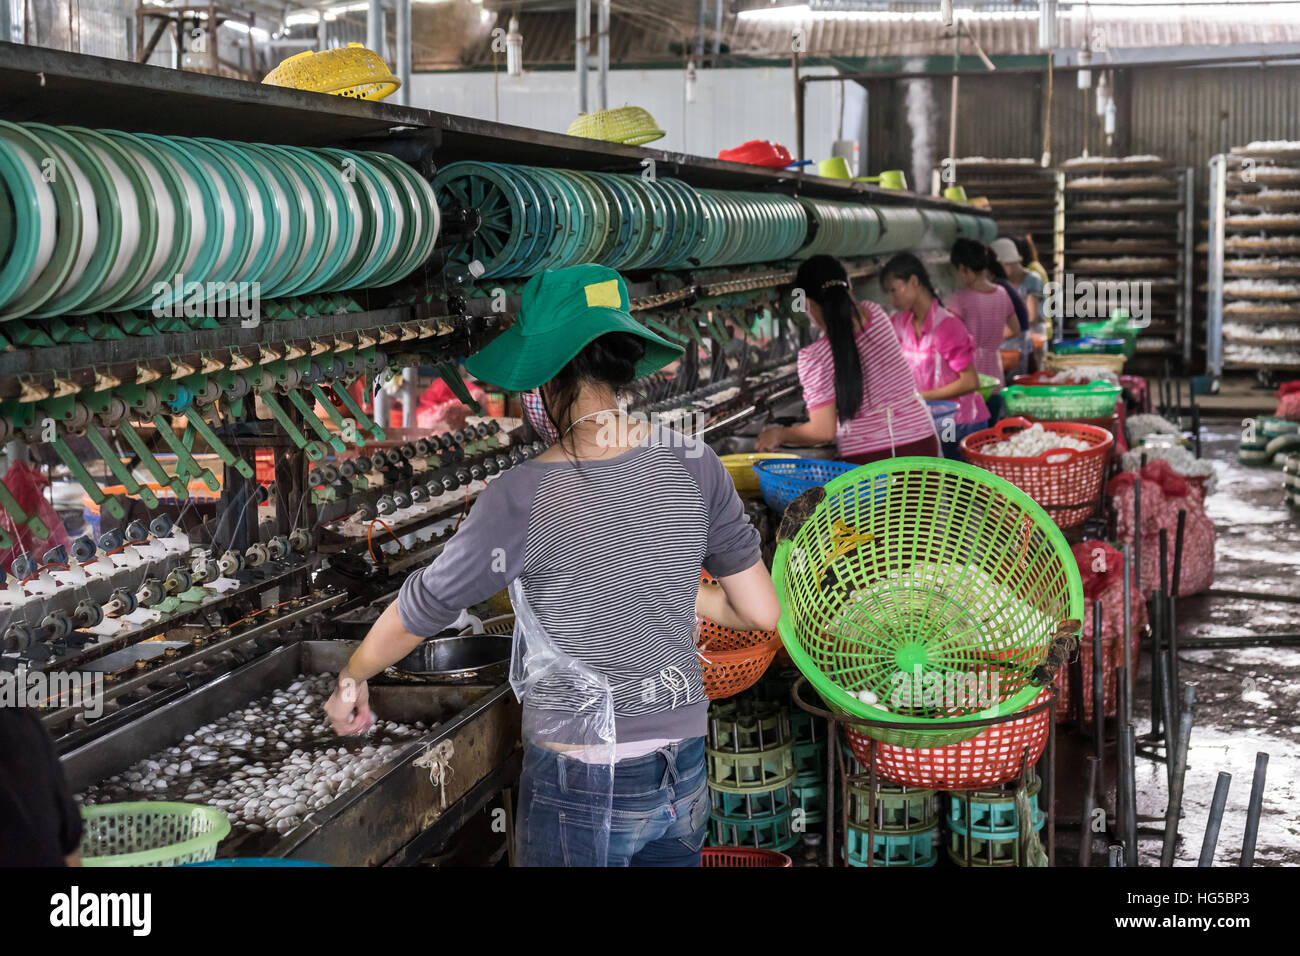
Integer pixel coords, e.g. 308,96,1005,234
464,264,682,391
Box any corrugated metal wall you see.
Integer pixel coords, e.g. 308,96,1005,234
867,64,1300,186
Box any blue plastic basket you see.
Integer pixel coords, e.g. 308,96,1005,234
183,858,332,867
927,400,958,422
752,458,856,514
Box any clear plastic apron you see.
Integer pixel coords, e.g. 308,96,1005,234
508,577,616,867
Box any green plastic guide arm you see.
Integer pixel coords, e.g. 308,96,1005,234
328,380,384,442
258,392,325,462
150,415,220,491
286,389,347,454
0,476,48,539
82,427,160,509
310,384,364,448
437,362,483,416
50,436,126,520
181,407,255,480
116,421,188,499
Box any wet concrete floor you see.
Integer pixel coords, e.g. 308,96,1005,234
1058,419,1299,866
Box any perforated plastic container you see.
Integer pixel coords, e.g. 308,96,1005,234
79,802,230,867
772,459,1082,748
1002,381,1122,420
753,457,855,514
961,417,1114,529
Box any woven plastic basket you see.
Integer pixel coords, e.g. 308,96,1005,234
262,44,400,100
772,459,1082,748
844,691,1052,789
1002,381,1122,420
1055,336,1128,357
1046,352,1126,375
721,453,797,496
961,418,1114,529
698,571,781,699
700,846,793,867
79,802,231,867
566,106,665,146
753,458,856,514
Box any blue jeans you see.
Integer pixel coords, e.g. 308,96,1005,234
518,736,709,867
942,420,989,461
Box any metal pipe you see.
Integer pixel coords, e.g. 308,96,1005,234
1158,652,1176,790
598,0,610,111
1080,756,1099,867
1198,772,1232,867
366,0,383,58
1150,589,1164,738
1092,600,1105,773
1047,694,1056,866
1240,752,1268,867
317,12,328,51
793,52,804,163
1123,721,1139,867
395,0,410,107
1109,843,1125,866
400,366,417,426
1122,543,1133,727
1132,475,1142,595
576,0,589,115
713,0,723,58
1162,683,1196,866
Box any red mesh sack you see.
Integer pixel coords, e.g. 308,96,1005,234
1057,541,1148,721
0,461,72,574
1276,381,1300,422
1107,460,1215,597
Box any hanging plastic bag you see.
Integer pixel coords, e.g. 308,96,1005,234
508,578,616,867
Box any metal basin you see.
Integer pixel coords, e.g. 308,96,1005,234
395,634,512,682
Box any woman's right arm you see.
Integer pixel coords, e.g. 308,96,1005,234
698,562,781,633
920,365,977,400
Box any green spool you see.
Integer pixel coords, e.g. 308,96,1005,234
109,131,193,312
60,126,158,316
281,145,356,294
922,208,959,248
0,121,83,320
0,137,49,314
241,144,307,298
135,132,224,310
874,206,927,254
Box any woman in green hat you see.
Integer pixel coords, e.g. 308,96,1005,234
325,264,781,866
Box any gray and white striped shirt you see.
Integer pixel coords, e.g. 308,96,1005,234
397,427,762,742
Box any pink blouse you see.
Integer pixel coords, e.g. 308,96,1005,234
890,298,989,425
947,285,1014,389
796,300,936,457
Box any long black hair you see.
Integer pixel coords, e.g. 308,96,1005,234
540,331,645,454
880,252,942,306
950,238,991,274
795,255,865,422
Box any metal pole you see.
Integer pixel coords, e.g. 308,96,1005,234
1240,752,1268,867
395,0,410,106
1122,543,1133,726
1080,756,1099,867
317,11,328,51
576,0,589,115
1092,601,1105,780
1198,772,1232,867
597,0,610,111
1207,155,1226,377
1108,843,1125,866
713,0,723,59
1161,683,1196,866
1123,722,1139,867
794,56,804,164
366,0,383,56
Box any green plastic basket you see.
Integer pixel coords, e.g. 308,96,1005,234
1001,382,1121,421
79,802,231,867
977,374,1000,401
772,458,1082,748
1077,321,1139,359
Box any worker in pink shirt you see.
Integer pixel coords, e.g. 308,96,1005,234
881,252,987,460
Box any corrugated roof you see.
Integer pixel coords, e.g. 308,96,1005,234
418,1,1300,71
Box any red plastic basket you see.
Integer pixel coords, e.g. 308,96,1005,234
845,691,1052,790
701,847,793,867
961,417,1114,529
698,571,782,700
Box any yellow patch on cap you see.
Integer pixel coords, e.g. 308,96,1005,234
584,279,622,309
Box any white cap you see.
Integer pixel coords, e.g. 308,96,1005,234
990,237,1021,264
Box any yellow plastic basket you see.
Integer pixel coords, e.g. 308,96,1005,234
567,106,666,146
720,453,797,496
263,43,400,101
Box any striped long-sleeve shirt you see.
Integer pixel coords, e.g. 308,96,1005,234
397,426,762,742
